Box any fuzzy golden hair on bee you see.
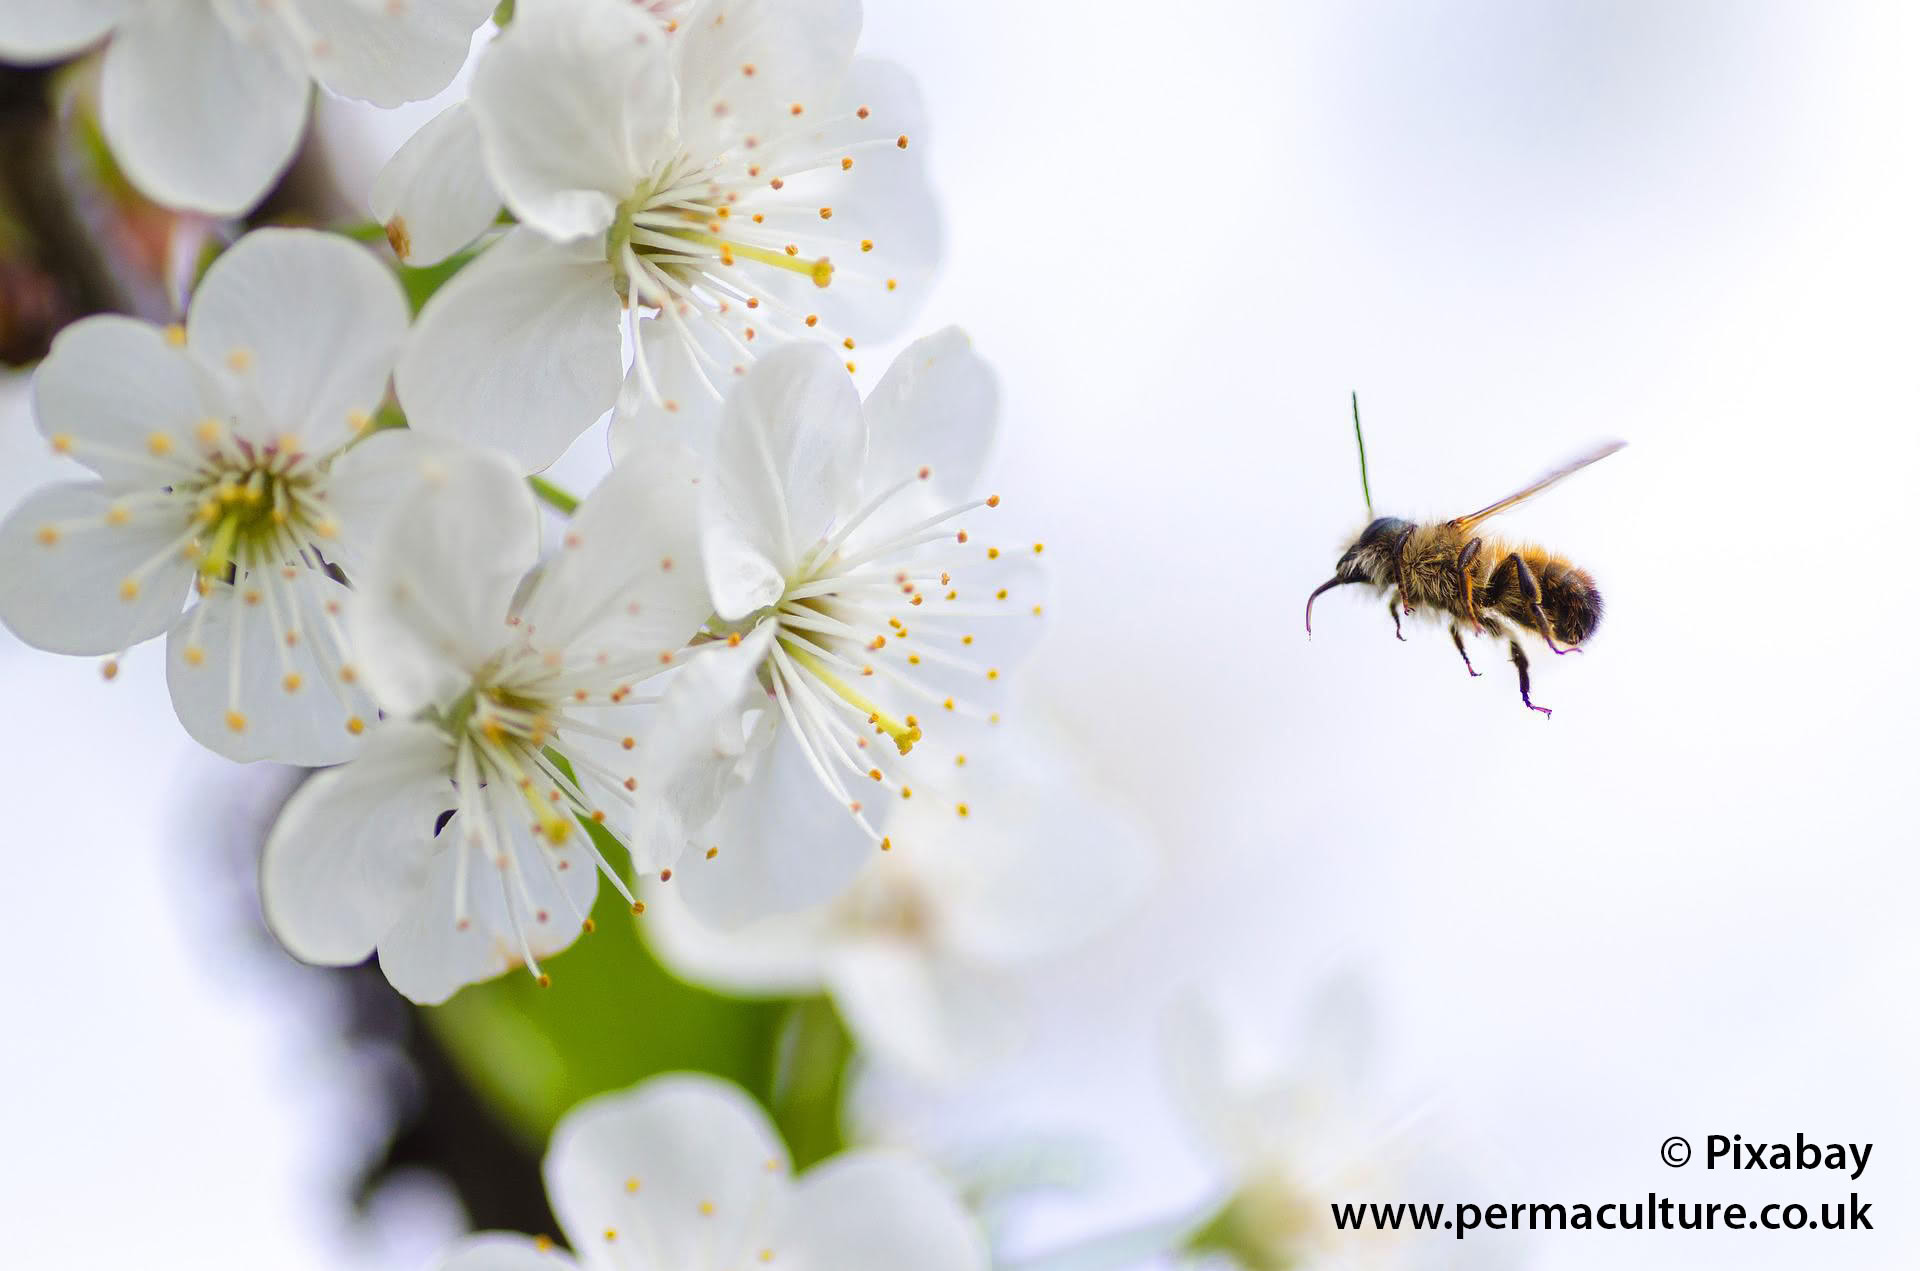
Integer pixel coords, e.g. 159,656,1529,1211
1305,408,1622,718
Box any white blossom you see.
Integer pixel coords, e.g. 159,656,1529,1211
435,1073,987,1271
645,720,1152,1082
626,330,1043,927
0,228,444,765
0,0,497,215
1168,994,1469,1271
260,444,711,1003
386,0,940,470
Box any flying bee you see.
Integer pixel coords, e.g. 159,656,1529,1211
1305,405,1623,717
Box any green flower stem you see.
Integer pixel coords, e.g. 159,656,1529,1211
528,475,581,516
770,996,855,1171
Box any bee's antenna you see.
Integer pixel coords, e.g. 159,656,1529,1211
1351,391,1374,519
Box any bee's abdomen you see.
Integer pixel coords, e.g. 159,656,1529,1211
1536,555,1603,645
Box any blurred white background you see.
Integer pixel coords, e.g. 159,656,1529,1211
4,1,1917,1267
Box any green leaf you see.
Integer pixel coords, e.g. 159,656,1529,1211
422,815,853,1164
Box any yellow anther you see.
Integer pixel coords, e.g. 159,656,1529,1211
880,836,892,850
811,258,833,288
818,207,833,221
183,644,206,668
347,410,372,432
118,578,140,601
955,754,967,766
50,433,72,454
956,803,970,817
987,668,1000,680
1033,542,1045,554
706,846,719,859
163,324,187,347
226,348,253,372
282,672,303,693
385,217,412,260
196,418,221,445
841,156,854,170
886,278,898,291
34,526,57,546
346,716,365,735
147,431,173,456
987,547,1000,560
101,659,119,681
861,239,874,252
225,710,248,733
534,1236,555,1252
896,134,910,148
625,1177,642,1194
700,1199,717,1216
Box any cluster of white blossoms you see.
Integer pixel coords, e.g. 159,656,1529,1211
0,4,1455,1268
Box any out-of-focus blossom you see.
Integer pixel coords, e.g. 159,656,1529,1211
0,0,497,215
434,1072,988,1271
645,718,1153,1082
628,330,1042,927
0,228,426,764
1168,993,1467,1271
386,0,939,470
261,444,710,1003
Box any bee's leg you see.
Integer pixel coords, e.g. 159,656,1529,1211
1392,526,1417,615
1494,552,1575,655
1385,589,1408,641
1448,622,1481,675
1456,538,1484,634
1507,635,1551,716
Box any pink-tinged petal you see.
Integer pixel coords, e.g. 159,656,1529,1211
370,102,502,267
544,1074,790,1260
100,0,308,214
259,721,455,967
292,0,495,107
186,229,408,454
469,0,675,242
347,447,540,716
702,343,865,619
396,228,622,472
0,0,129,62
0,482,194,655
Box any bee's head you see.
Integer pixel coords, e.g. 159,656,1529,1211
1306,516,1409,636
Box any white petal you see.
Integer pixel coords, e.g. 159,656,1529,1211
259,720,454,967
672,0,861,158
824,944,1015,1083
673,724,874,926
702,343,865,619
100,0,309,215
187,229,408,454
319,428,485,581
293,0,495,107
468,0,674,242
904,724,1151,966
640,879,833,997
861,327,997,504
620,305,746,446
370,102,502,267
518,440,710,657
435,1234,578,1271
0,0,128,62
32,315,208,485
781,1151,986,1271
737,58,941,342
0,482,193,655
348,448,540,716
396,228,622,472
544,1074,790,1261
630,623,775,873
166,574,373,766
375,798,599,1004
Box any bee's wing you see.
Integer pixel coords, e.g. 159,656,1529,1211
1449,439,1626,532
